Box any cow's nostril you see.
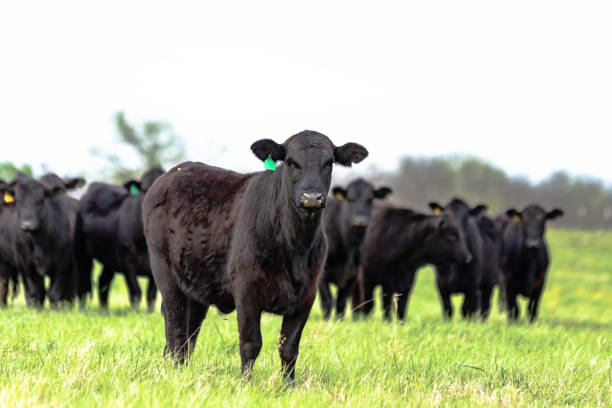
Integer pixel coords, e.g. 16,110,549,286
300,192,324,208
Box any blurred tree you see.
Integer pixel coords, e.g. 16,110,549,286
0,162,33,181
94,112,185,183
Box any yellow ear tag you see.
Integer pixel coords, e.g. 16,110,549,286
335,193,344,200
512,215,521,222
433,207,441,215
3,192,14,203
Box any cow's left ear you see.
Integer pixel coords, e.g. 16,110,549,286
332,187,347,200
63,177,86,190
506,208,522,221
547,208,564,220
124,180,142,195
374,187,392,199
429,202,444,215
469,204,488,216
251,139,285,162
333,143,368,167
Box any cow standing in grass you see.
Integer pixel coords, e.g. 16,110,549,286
319,179,392,320
74,166,164,310
500,205,563,323
356,206,472,322
143,130,367,381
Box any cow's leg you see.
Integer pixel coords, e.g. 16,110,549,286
358,278,376,317
236,298,262,379
98,267,115,309
0,274,8,308
505,290,520,322
48,263,74,309
22,269,45,309
461,287,480,320
436,277,453,320
279,298,315,384
381,285,393,322
335,276,357,320
480,283,494,322
396,271,417,322
527,287,543,324
318,280,333,320
122,266,143,309
350,288,361,321
184,298,208,361
146,277,158,313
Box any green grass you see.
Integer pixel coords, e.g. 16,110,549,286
1,229,610,407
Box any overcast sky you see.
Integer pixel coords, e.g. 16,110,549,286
1,1,611,185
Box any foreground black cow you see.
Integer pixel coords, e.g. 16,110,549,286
356,206,472,322
500,205,563,322
143,130,367,381
8,173,84,308
428,199,487,320
74,166,164,310
319,179,392,320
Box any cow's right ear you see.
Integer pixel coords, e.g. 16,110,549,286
124,180,142,195
506,209,522,221
469,204,488,216
63,177,86,190
374,187,392,199
250,139,285,162
332,187,347,200
429,202,444,214
333,143,368,167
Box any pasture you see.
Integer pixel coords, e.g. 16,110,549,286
0,229,610,407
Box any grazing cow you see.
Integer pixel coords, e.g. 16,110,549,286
500,205,563,322
356,206,472,322
74,166,164,311
8,173,84,308
428,199,487,320
319,179,392,320
143,130,367,381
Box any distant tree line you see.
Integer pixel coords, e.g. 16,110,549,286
361,156,612,230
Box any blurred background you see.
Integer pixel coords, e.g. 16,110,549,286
1,1,611,228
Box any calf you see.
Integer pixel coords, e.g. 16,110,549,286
143,130,367,381
8,173,84,308
356,206,471,322
428,199,487,320
500,205,563,322
74,166,164,310
319,179,392,320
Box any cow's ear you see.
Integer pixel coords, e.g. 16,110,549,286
44,185,63,197
332,187,347,200
333,143,368,167
63,177,86,190
506,208,522,221
429,202,444,215
251,139,285,162
374,187,392,199
124,180,141,195
469,204,487,216
547,208,564,220
2,189,16,204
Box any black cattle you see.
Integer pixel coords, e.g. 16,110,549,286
319,179,391,320
74,166,164,311
143,130,367,381
500,205,563,322
428,199,488,320
7,173,84,308
356,206,472,322
0,182,20,306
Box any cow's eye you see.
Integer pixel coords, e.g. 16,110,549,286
322,160,333,170
286,159,301,170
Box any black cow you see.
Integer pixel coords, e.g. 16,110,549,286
143,130,367,381
500,205,563,323
0,182,20,307
428,199,487,320
8,173,84,308
319,179,391,320
356,206,472,322
74,166,164,311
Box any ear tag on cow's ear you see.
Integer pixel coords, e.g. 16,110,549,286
130,185,140,195
512,215,521,222
3,192,14,203
264,155,276,171
433,207,441,215
335,193,344,200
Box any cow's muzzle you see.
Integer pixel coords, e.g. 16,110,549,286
300,192,325,209
352,215,369,228
20,220,39,232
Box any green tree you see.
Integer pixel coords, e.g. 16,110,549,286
0,162,33,182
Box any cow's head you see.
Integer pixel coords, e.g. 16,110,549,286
10,174,62,232
422,211,473,265
506,205,563,250
333,178,391,229
124,166,165,194
251,130,368,214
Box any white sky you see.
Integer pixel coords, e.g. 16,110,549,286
1,1,611,185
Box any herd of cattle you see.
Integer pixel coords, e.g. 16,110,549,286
0,130,563,381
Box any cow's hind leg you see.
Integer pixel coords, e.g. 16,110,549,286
98,266,115,310
505,291,520,323
146,277,158,313
318,280,333,320
335,277,357,320
122,265,143,309
480,283,494,322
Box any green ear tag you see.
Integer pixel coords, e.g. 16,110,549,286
130,185,140,195
264,156,276,171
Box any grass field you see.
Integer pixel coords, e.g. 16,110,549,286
0,229,610,407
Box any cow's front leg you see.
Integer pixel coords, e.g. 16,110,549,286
279,298,315,384
236,297,262,379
